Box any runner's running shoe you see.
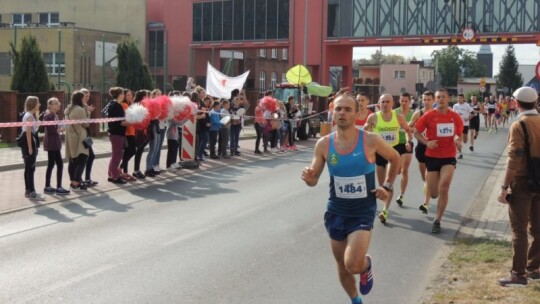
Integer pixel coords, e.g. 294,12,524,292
378,210,388,224
396,195,404,207
359,255,373,295
419,204,428,214
432,220,441,234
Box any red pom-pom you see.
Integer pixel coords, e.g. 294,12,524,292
156,95,172,120
142,97,161,120
260,96,278,112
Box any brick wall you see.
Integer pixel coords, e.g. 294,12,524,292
0,91,18,143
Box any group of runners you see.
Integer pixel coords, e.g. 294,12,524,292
302,88,491,303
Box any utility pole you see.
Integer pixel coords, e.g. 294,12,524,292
58,30,61,90
102,35,106,95
303,0,308,66
163,28,168,94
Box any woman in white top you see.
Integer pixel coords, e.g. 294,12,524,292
20,96,45,201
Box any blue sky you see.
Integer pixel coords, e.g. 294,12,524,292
353,44,539,76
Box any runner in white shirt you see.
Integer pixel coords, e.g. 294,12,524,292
452,94,474,159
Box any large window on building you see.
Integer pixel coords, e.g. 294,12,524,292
202,2,213,41
39,12,59,27
0,53,11,76
233,0,244,40
271,72,277,90
259,71,266,93
212,2,223,41
43,52,65,76
222,1,233,40
12,13,32,27
193,0,289,42
149,30,164,68
266,0,278,39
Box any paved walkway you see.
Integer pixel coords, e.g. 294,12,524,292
457,145,512,242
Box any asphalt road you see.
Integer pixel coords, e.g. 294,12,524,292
0,128,509,304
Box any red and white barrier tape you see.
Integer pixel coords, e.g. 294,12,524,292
0,117,124,128
0,110,330,128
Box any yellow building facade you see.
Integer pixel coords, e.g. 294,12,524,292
0,0,146,92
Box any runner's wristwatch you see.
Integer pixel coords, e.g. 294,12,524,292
382,182,393,192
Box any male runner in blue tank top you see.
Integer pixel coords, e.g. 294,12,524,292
302,95,400,304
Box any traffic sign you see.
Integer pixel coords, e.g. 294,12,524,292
480,78,486,87
480,87,486,93
536,61,540,80
462,27,475,41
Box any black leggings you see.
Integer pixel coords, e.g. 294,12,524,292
166,139,179,168
45,150,63,188
84,146,95,181
69,154,88,183
120,136,136,173
254,123,263,152
23,150,37,192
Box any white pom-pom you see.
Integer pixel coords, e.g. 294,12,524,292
170,96,192,115
125,103,148,123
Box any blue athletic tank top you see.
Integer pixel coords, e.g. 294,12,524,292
326,130,377,217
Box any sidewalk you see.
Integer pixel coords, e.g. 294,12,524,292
0,126,318,215
457,145,511,241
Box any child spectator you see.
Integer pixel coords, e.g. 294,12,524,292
43,97,70,195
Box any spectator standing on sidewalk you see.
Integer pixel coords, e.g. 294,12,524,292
20,96,45,201
196,96,211,161
219,100,231,158
43,97,70,195
65,91,89,191
132,90,150,179
253,98,265,155
285,95,299,150
497,86,540,287
208,100,222,159
80,88,98,187
229,89,243,156
106,87,128,184
119,89,137,181
151,89,166,173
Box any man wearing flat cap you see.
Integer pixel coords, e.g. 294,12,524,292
498,86,540,287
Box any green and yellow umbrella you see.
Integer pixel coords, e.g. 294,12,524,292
286,64,312,86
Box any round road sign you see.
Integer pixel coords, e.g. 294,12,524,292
480,87,486,93
536,61,540,80
462,27,475,41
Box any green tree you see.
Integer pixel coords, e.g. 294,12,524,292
10,36,50,92
497,45,523,92
460,51,486,78
116,40,154,91
431,46,486,87
355,51,406,65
